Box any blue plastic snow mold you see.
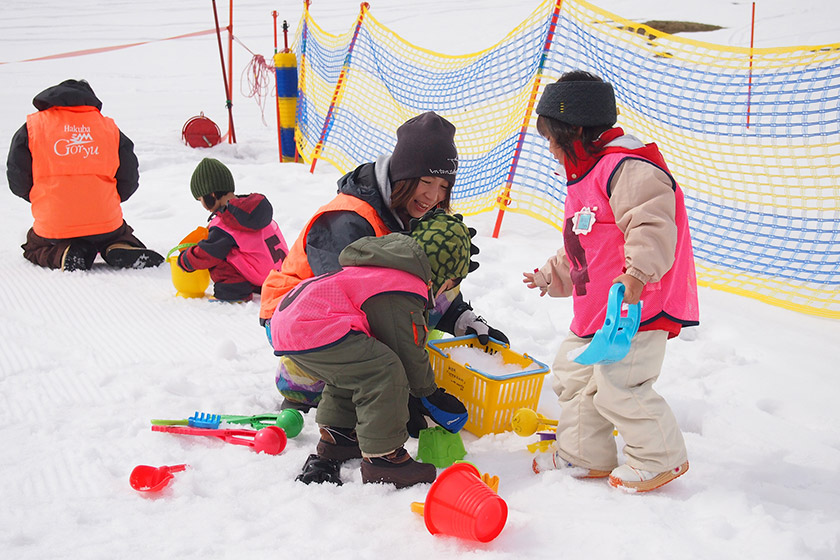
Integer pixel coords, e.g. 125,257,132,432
188,412,221,429
573,283,641,365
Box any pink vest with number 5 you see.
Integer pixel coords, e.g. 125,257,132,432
211,217,288,286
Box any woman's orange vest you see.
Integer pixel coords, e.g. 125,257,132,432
259,193,391,319
26,106,123,239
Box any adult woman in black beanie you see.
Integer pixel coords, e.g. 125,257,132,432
260,111,508,412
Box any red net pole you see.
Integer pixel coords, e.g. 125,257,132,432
309,2,369,173
212,0,236,143
492,0,564,238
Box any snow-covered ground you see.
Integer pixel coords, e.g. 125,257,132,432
1,1,838,559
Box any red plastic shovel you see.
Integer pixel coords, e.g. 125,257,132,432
130,464,188,493
151,425,287,455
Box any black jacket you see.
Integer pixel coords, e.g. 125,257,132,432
304,159,470,334
304,161,403,276
6,79,139,203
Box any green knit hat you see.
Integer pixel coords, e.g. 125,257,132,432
409,210,472,294
190,158,235,199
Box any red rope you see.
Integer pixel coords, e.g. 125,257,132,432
241,54,276,126
0,28,220,65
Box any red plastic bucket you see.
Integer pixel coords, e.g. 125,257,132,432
423,462,507,543
182,112,222,148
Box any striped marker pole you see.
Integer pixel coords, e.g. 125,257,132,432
308,2,369,173
275,48,298,162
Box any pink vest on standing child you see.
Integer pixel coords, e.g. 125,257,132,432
271,266,429,354
565,152,699,337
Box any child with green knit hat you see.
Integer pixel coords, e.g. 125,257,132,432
176,158,289,302
269,212,473,488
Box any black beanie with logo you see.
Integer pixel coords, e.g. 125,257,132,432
388,112,458,186
536,80,617,127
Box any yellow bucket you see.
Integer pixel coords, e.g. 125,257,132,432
167,255,210,298
167,227,211,298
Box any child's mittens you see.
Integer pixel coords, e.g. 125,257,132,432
176,250,190,272
406,395,429,438
419,388,468,433
260,317,273,347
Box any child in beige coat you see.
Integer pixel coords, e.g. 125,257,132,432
523,70,699,492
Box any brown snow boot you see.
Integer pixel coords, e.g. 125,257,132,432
315,426,362,462
361,447,436,488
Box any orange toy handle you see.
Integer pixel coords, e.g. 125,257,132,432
166,227,210,259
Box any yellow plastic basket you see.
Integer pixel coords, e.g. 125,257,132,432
427,335,549,437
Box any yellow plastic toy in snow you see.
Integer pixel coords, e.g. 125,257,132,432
511,408,557,437
166,227,210,298
512,407,617,453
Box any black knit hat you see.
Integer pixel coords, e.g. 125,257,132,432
190,158,235,199
389,112,458,185
536,80,617,127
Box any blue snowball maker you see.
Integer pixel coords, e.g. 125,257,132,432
574,283,641,365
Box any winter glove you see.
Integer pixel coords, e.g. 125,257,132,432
419,388,468,433
296,454,343,486
454,213,481,274
260,317,273,346
454,308,510,346
407,395,429,438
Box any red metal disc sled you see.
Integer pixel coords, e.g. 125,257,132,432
182,112,222,148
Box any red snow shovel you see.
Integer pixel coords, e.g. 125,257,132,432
151,425,287,455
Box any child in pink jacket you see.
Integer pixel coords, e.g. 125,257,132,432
523,70,699,492
177,158,289,302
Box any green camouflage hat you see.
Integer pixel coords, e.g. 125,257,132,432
409,210,472,294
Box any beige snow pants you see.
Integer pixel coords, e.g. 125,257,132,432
551,330,687,473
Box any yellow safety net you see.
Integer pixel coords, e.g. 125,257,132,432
291,0,840,318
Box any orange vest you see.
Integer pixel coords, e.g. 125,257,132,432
27,106,123,238
259,193,391,319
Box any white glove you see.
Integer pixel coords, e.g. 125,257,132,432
454,309,509,345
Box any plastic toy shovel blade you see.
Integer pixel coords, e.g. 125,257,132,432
574,283,641,365
130,464,188,493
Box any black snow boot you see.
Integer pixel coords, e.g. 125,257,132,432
103,245,164,269
61,243,96,272
296,454,342,486
280,397,313,413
